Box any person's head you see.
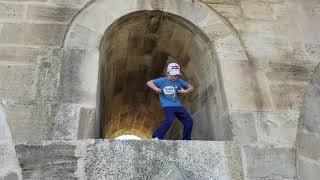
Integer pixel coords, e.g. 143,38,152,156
167,63,181,80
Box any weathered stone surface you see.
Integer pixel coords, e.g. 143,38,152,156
203,0,239,5
230,111,257,145
0,23,67,46
6,102,55,143
209,4,242,18
266,62,313,82
27,5,78,23
297,155,320,180
0,0,46,1
220,60,272,111
297,131,320,161
77,5,114,33
151,163,188,180
203,22,232,40
242,34,291,62
243,147,295,179
85,140,242,179
60,49,98,104
0,47,49,64
0,3,25,20
299,85,320,133
0,104,22,180
270,84,305,111
0,64,37,102
14,140,242,179
52,103,81,141
15,143,79,179
47,0,89,8
1,172,19,180
215,35,247,61
65,24,102,49
256,112,299,147
241,1,274,20
77,106,97,139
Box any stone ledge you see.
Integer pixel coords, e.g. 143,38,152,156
15,140,242,180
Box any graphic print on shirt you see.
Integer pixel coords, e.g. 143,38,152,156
163,86,177,100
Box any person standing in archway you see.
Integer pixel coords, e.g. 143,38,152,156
147,63,194,140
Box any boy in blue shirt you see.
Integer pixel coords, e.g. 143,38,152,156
147,63,194,140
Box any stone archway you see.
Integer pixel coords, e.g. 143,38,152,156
98,10,231,140
58,0,255,141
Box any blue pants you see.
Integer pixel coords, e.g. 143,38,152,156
152,106,193,140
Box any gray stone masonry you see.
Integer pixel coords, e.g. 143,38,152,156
15,140,243,180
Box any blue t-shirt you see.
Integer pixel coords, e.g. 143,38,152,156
152,77,190,107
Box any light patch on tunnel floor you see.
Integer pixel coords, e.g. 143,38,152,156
115,135,142,140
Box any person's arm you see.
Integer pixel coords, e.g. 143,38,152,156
178,84,194,94
147,80,161,94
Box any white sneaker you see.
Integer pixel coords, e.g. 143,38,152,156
152,137,159,140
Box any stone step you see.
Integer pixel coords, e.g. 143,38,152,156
15,140,243,180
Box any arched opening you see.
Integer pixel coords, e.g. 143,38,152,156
97,10,231,140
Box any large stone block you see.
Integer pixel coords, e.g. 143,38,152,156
14,140,243,179
0,47,49,64
6,102,55,143
243,147,296,179
15,142,79,179
297,131,320,161
230,111,257,145
215,35,247,61
77,4,114,33
26,5,78,23
34,51,62,102
305,42,320,64
1,172,19,180
0,0,46,1
0,64,37,102
60,49,98,104
256,112,299,147
233,20,285,38
65,24,102,49
266,62,313,82
77,106,97,139
270,84,305,111
85,140,242,179
0,142,20,177
300,84,320,133
0,23,68,46
209,4,242,19
220,60,272,111
202,0,239,5
241,33,291,62
241,1,274,20
297,155,320,180
0,3,25,20
48,0,89,8
203,22,232,40
52,103,81,141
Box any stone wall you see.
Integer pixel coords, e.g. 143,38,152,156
203,0,320,178
0,0,315,144
0,0,90,143
15,140,243,180
296,63,320,180
0,0,319,179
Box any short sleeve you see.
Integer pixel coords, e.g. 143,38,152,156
152,77,163,87
179,78,189,89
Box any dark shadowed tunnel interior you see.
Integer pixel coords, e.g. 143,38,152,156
97,10,232,140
